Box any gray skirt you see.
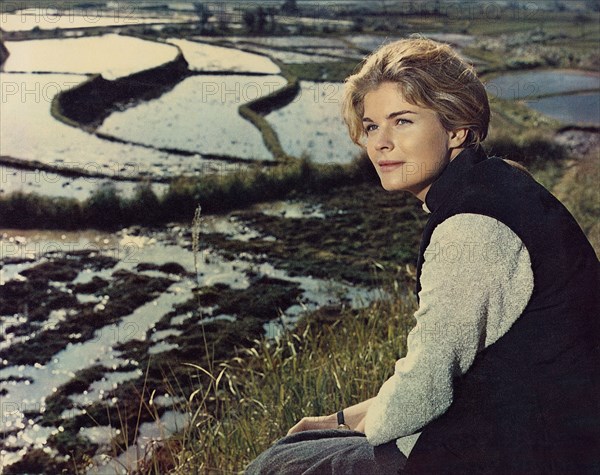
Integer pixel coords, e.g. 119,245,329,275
244,429,407,475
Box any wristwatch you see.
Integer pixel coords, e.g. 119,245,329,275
337,410,351,430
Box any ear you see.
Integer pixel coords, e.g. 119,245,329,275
448,128,469,149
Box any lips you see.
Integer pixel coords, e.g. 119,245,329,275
377,160,405,172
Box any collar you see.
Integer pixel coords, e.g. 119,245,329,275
424,146,488,214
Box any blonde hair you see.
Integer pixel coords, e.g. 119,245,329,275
342,37,490,148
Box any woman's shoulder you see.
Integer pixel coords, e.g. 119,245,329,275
429,213,529,263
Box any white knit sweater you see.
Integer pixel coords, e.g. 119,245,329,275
364,213,535,457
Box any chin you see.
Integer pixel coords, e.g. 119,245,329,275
379,177,408,192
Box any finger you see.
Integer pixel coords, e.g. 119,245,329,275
287,417,313,435
287,421,304,435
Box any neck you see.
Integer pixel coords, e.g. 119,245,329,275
414,147,465,202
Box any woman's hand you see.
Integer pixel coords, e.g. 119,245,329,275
286,397,375,436
287,414,337,435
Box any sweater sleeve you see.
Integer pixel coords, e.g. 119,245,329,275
364,213,534,446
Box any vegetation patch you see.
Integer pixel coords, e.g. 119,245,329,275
285,60,360,82
0,159,367,230
53,53,190,128
0,40,9,64
206,183,423,286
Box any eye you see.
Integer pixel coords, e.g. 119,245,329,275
395,118,412,126
364,123,377,134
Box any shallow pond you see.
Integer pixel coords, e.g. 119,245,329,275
485,69,600,125
3,34,178,79
527,92,600,125
235,45,346,63
166,38,281,74
98,74,287,160
485,69,600,100
266,80,361,163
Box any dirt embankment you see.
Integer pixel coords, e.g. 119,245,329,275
53,52,190,128
239,57,300,161
0,41,9,64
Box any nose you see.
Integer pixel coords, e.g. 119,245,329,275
374,126,394,152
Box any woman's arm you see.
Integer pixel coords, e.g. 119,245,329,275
287,397,375,435
287,215,533,444
365,213,534,445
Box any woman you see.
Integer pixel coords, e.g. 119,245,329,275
246,38,600,474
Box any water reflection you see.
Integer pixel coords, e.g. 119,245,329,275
485,69,600,125
266,81,360,163
486,69,600,100
0,165,169,200
3,34,178,79
167,38,281,73
528,92,600,125
99,74,287,160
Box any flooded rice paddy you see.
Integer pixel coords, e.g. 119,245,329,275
205,36,351,49
238,44,347,63
528,91,600,125
98,74,287,160
0,165,170,200
3,35,179,79
3,32,595,206
486,69,600,100
166,38,281,74
0,73,211,180
266,81,360,163
197,35,360,62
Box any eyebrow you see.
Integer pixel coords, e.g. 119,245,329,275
362,110,416,123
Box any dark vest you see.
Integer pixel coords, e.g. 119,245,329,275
403,147,600,474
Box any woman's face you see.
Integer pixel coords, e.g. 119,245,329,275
362,81,465,201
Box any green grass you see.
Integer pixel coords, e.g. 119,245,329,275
553,157,600,252
0,158,367,230
133,280,417,474
284,61,360,82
